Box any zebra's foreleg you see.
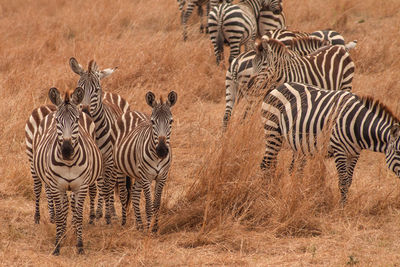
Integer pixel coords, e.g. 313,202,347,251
335,153,359,206
52,190,68,256
45,184,55,224
152,177,166,233
142,180,153,230
261,131,283,183
73,186,88,254
95,176,105,219
132,180,144,230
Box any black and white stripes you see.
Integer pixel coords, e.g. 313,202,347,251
32,87,102,255
113,91,177,232
261,82,400,203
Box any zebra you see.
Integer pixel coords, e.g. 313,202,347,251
69,57,130,224
113,91,177,232
223,34,338,128
32,87,102,255
208,0,283,65
258,2,286,36
261,82,400,204
25,105,56,224
251,36,355,93
178,0,230,41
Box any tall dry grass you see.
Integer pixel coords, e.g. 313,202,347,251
1,0,400,265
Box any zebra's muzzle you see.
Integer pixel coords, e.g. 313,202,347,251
156,137,169,159
61,139,74,160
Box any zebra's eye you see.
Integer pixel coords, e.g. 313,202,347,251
151,119,155,125
170,119,174,124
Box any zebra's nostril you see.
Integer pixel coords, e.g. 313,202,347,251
61,140,74,160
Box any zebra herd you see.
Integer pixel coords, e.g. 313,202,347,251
23,0,400,256
179,0,400,225
25,58,177,255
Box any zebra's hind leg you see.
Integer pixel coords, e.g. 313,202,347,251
52,190,69,256
88,184,96,224
45,184,55,224
95,177,104,219
261,130,283,184
32,170,42,224
72,186,88,254
132,180,144,230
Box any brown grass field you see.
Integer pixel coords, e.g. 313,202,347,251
1,0,400,265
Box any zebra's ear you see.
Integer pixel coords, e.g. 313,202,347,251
71,87,84,106
99,67,117,80
167,91,177,107
48,87,63,106
390,124,400,140
145,92,156,107
69,57,85,76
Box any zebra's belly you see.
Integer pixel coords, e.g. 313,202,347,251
282,129,333,155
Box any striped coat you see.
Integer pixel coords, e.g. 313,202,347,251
261,82,400,203
32,87,102,255
113,91,177,232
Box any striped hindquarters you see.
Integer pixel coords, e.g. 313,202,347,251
258,9,286,36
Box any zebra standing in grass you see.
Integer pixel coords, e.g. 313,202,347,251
113,91,177,232
69,57,130,224
261,82,400,204
33,87,102,255
208,0,283,65
25,105,56,224
178,0,231,40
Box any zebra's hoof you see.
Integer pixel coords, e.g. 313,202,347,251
95,210,103,219
34,215,40,224
77,244,84,255
105,216,111,225
50,217,55,224
52,245,60,256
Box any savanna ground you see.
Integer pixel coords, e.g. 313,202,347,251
0,0,400,265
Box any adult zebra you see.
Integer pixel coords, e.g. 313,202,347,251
261,82,400,204
69,57,130,224
113,91,177,232
33,87,102,255
178,0,231,41
208,0,283,65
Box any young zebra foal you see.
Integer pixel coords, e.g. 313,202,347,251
113,91,177,232
32,87,102,255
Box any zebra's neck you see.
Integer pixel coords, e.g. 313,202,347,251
359,111,395,153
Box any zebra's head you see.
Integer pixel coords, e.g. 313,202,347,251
69,57,116,116
146,91,178,159
263,0,283,15
49,87,84,160
386,124,400,177
177,0,185,10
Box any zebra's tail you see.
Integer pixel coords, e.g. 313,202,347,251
125,176,132,213
345,40,357,51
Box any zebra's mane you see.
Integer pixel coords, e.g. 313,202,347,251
289,36,329,51
361,96,399,122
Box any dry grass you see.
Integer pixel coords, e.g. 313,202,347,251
1,0,400,265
